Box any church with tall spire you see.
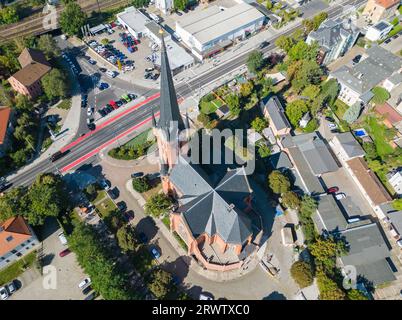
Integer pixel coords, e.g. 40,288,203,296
152,31,262,272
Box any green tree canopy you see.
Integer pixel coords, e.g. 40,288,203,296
302,85,320,100
41,68,68,100
317,272,346,300
0,6,19,25
116,225,138,252
37,35,61,59
281,191,300,209
288,41,319,61
275,35,295,53
132,176,151,193
371,87,390,104
147,268,173,299
310,236,347,273
246,50,264,74
174,0,188,11
144,193,172,217
290,261,314,288
251,116,268,133
342,103,362,124
59,2,86,36
132,0,150,8
347,289,369,300
225,93,241,116
285,100,309,127
289,60,323,93
268,170,290,194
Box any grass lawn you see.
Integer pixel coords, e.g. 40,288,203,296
96,196,117,218
333,99,349,119
162,215,170,229
125,129,154,148
173,232,188,251
57,99,71,110
132,246,157,275
142,183,162,201
94,190,107,204
365,116,394,157
200,99,223,114
0,251,37,286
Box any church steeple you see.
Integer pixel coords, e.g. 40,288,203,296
157,30,185,132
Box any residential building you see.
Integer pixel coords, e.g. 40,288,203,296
382,73,402,93
379,203,402,241
155,0,173,14
329,132,365,162
0,216,39,270
281,132,339,194
362,0,400,24
365,20,393,41
388,170,402,195
175,3,265,60
7,48,51,99
346,157,392,216
260,95,291,136
330,45,402,106
299,112,311,129
306,18,360,65
0,107,13,158
151,35,262,272
374,102,402,129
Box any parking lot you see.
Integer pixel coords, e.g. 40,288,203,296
9,219,89,300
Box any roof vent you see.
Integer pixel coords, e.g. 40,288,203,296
227,203,235,211
0,226,3,232
357,73,363,79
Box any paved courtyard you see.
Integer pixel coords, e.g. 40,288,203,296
10,219,88,300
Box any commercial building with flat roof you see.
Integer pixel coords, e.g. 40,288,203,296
175,3,265,60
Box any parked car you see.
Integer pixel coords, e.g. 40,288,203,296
98,108,107,117
98,82,109,91
335,193,347,200
99,179,110,191
138,232,148,244
144,72,152,79
151,73,160,80
124,210,134,222
199,293,213,300
328,123,337,129
82,285,92,295
116,100,123,107
107,188,118,200
84,292,96,300
145,67,154,73
325,116,334,122
0,287,8,300
352,54,362,64
117,201,127,212
78,278,91,289
259,41,269,49
397,239,402,248
59,248,71,257
128,93,137,100
88,59,96,65
6,281,16,294
106,70,117,78
99,67,107,73
327,186,339,194
81,95,88,108
58,232,68,245
150,247,161,259
87,107,94,117
384,38,392,44
176,10,183,16
87,123,96,131
131,172,144,178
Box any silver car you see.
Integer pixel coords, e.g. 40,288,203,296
0,286,9,300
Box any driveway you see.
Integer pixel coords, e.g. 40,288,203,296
381,34,402,54
10,218,88,300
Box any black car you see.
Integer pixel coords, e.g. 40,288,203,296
384,38,392,44
128,93,137,100
98,108,106,117
82,285,92,295
84,292,96,300
325,116,335,122
81,95,88,108
131,172,144,178
176,10,183,16
116,100,123,107
138,232,148,244
144,72,152,79
117,201,127,212
107,188,118,200
87,123,96,131
259,41,269,49
105,104,114,113
352,54,362,64
99,67,107,73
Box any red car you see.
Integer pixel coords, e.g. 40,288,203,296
59,248,71,257
327,186,339,194
109,100,118,110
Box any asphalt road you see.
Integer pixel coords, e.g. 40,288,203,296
6,0,366,189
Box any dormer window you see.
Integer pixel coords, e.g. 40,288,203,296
6,236,13,242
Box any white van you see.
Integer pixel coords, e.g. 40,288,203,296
106,70,117,78
58,232,68,246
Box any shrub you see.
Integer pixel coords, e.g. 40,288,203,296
290,261,314,288
268,170,290,194
145,193,172,217
197,112,210,126
281,191,300,209
303,119,319,133
317,272,346,300
132,177,151,193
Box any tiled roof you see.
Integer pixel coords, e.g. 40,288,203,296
10,63,51,87
0,107,11,145
375,103,402,125
375,0,399,9
346,157,392,206
18,48,50,69
0,216,32,257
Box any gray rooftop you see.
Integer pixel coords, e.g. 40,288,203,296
117,7,150,33
340,223,395,286
314,194,348,232
260,95,291,131
171,156,256,245
333,132,365,159
269,151,293,170
290,132,339,175
338,196,364,218
331,45,402,95
176,3,265,45
308,18,358,51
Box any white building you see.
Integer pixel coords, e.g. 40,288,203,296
388,170,402,195
365,20,393,41
117,7,150,39
155,0,173,15
175,3,265,60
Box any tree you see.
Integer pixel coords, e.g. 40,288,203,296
392,199,402,211
240,81,254,98
285,100,309,127
246,50,264,74
302,85,320,100
317,272,346,300
281,191,300,209
268,170,290,194
303,119,319,133
266,0,273,10
363,142,378,160
257,143,271,158
37,35,61,59
147,268,173,299
371,86,390,104
145,193,172,217
310,236,346,273
319,79,339,107
41,69,68,100
197,112,210,126
132,0,150,8
290,60,323,93
347,289,368,300
174,0,188,11
288,41,318,61
312,12,328,30
0,6,19,25
0,187,26,222
101,38,109,45
116,225,138,252
15,94,34,112
225,93,241,116
342,103,362,124
132,177,151,193
275,35,295,53
290,261,314,288
251,117,267,133
59,2,86,36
